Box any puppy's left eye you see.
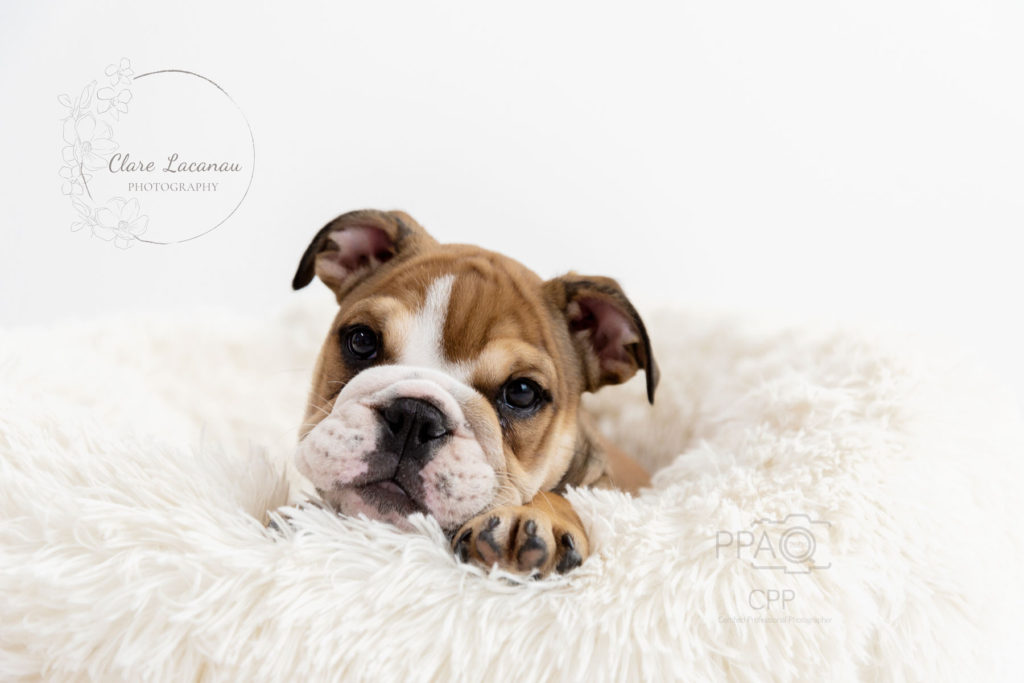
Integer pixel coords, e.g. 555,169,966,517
500,378,545,413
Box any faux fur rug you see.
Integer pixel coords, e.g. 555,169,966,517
2,298,1022,681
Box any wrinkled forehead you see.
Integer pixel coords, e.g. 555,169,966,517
342,251,561,383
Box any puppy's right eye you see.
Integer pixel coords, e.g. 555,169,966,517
342,325,380,361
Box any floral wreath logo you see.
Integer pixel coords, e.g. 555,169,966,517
58,58,254,248
59,58,144,249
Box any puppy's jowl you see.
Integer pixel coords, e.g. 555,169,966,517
292,210,657,577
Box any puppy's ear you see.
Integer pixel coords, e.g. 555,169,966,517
544,273,659,403
292,209,437,301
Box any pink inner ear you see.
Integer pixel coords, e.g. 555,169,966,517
571,297,639,364
318,226,395,282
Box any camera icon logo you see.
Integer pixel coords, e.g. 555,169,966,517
750,514,831,573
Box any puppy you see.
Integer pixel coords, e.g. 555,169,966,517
292,210,657,576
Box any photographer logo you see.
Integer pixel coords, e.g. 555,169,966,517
715,513,832,574
58,58,255,247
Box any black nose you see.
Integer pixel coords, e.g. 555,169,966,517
380,398,450,458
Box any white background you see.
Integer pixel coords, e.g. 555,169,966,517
1,1,1022,412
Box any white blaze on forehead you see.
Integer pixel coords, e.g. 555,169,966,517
396,274,474,382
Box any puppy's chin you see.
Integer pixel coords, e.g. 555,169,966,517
317,483,498,532
319,485,425,531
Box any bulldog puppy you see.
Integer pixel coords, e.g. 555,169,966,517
292,209,657,577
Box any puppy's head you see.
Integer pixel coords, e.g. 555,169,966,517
292,210,657,531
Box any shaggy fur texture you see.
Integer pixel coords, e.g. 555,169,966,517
1,298,1022,681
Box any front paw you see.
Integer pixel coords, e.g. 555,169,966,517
452,505,588,577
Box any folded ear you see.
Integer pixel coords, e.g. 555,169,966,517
292,209,438,301
544,273,659,403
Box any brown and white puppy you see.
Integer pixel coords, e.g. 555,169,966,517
292,209,657,577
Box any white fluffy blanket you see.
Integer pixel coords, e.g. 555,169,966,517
2,300,1022,681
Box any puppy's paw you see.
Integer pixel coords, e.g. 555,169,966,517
452,503,588,577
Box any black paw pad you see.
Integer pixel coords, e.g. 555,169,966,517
516,521,548,571
556,533,582,574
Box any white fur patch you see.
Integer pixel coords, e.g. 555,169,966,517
397,274,475,382
294,415,371,486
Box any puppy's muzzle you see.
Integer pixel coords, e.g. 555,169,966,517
296,364,504,530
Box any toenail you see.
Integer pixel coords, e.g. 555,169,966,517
454,529,472,562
